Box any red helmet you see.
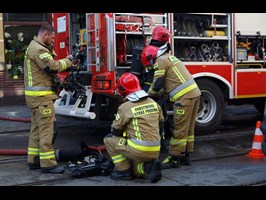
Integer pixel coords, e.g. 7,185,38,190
152,26,171,44
141,45,159,68
116,72,142,97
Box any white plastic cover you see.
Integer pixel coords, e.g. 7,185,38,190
235,13,266,36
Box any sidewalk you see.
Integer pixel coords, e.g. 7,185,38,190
0,154,266,186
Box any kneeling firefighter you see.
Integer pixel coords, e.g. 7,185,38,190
103,72,164,183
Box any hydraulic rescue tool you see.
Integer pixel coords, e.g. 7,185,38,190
64,142,114,177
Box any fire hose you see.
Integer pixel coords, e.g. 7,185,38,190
0,145,106,157
0,116,31,122
0,149,28,155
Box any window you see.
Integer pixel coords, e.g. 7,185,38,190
3,13,51,79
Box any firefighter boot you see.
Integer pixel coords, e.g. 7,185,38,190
144,159,162,183
28,157,41,170
29,164,41,170
111,168,134,181
161,156,180,169
180,153,191,166
42,166,65,174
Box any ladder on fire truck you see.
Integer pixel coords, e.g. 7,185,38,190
86,13,101,72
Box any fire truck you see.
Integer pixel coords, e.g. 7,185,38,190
52,13,266,134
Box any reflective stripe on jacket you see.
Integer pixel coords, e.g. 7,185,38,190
148,53,201,101
24,36,72,98
111,97,164,152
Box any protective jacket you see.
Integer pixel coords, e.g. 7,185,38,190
24,36,72,169
24,36,72,107
148,53,201,101
112,96,164,143
104,96,164,177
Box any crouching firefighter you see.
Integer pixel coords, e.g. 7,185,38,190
103,72,164,183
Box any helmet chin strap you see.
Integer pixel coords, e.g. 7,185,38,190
126,90,149,102
157,43,168,57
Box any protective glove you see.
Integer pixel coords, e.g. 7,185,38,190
66,54,74,61
157,88,165,97
149,90,165,102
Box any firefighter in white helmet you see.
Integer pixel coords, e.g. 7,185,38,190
141,41,201,169
24,24,73,173
103,72,164,183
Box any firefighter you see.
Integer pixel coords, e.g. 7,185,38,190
103,72,164,183
142,26,171,92
141,26,172,150
141,44,201,169
24,24,73,173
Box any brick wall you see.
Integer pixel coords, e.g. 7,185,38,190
0,71,25,106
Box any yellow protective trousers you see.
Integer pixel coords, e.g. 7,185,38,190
169,96,200,157
27,100,58,169
104,135,160,177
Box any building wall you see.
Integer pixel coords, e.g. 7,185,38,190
0,13,25,105
0,13,4,71
0,13,4,102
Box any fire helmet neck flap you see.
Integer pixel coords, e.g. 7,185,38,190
157,43,168,57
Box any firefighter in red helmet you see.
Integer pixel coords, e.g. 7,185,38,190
141,26,172,151
141,41,201,169
103,72,164,183
142,26,171,90
141,26,171,93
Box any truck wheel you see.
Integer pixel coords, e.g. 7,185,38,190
196,79,225,134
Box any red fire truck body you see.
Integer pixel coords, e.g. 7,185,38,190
52,13,266,134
